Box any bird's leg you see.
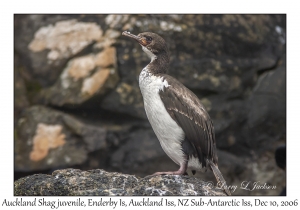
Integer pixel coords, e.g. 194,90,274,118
145,155,188,178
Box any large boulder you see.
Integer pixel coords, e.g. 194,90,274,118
14,169,226,196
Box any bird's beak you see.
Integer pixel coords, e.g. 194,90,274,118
122,31,147,46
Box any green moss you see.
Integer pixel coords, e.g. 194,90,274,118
25,81,42,103
26,81,42,93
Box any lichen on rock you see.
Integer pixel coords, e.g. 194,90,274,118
94,47,116,67
67,54,96,81
39,45,119,106
94,29,121,49
81,68,111,96
66,46,116,82
28,19,103,61
15,105,106,171
30,123,66,161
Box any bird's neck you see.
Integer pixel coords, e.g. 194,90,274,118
143,47,170,74
146,51,170,75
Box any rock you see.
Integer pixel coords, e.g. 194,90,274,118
15,105,107,171
14,54,30,127
110,128,177,176
15,15,106,87
275,145,286,170
105,15,133,31
28,19,103,61
246,61,286,152
29,123,66,161
100,82,147,119
94,29,121,49
248,62,286,126
14,169,226,196
36,46,119,107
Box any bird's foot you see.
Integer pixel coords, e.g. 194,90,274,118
145,159,188,179
144,169,186,179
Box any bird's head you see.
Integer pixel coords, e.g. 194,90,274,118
122,31,169,61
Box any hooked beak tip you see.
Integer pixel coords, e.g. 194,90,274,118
122,31,146,46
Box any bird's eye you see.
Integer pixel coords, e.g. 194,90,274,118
146,36,152,42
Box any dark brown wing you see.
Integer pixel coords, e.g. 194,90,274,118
158,74,217,167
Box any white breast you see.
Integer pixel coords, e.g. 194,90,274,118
139,68,186,166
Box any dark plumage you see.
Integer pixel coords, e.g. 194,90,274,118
158,74,217,168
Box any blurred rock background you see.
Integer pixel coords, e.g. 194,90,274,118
14,14,286,195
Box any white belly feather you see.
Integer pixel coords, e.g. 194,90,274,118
139,68,186,166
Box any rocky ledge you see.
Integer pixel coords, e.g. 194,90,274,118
14,169,226,196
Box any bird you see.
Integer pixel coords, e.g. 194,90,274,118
122,31,231,195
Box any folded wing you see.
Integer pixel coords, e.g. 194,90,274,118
158,74,218,168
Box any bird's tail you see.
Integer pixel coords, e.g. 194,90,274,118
208,160,231,196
